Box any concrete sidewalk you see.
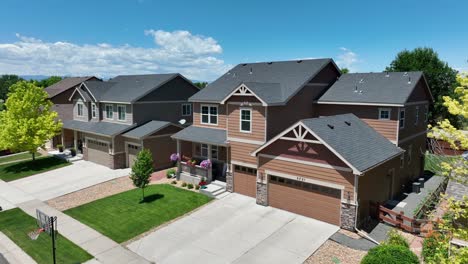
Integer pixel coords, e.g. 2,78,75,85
18,199,151,264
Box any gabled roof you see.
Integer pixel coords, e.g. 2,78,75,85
46,76,97,98
123,120,182,139
253,114,403,174
62,120,134,137
189,59,337,105
171,126,228,146
317,72,433,106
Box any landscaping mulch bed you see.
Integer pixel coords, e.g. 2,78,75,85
305,240,366,264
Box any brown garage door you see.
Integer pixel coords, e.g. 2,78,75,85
233,165,257,198
127,143,141,168
87,139,109,167
269,175,341,225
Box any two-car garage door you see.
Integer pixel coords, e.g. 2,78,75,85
268,175,342,226
87,139,109,167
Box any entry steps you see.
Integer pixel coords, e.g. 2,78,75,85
200,180,229,199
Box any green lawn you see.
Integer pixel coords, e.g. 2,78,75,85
0,156,70,182
0,208,92,264
0,152,42,164
425,153,459,173
65,184,213,243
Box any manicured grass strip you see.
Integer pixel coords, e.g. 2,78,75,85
65,184,213,243
0,152,42,164
0,156,70,182
0,208,92,264
424,153,459,173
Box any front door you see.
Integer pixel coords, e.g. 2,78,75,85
212,161,227,182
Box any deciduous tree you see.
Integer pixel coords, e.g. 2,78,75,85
0,75,23,101
130,149,154,201
0,81,62,159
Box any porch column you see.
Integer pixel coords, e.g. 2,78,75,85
176,140,181,179
61,129,65,148
73,130,78,150
207,144,213,182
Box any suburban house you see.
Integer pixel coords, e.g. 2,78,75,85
62,74,199,169
45,76,100,148
171,59,433,230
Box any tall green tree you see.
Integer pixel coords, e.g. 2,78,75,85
130,149,154,201
34,76,63,88
0,75,24,101
193,82,208,89
340,68,350,74
0,81,62,159
385,47,458,126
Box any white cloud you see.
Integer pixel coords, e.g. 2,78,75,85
336,47,359,71
0,30,230,81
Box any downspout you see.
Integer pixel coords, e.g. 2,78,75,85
353,173,380,245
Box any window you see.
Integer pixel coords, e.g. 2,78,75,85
117,105,126,121
77,103,84,117
424,105,428,123
415,106,419,125
201,105,218,125
240,108,252,132
378,108,391,120
234,165,257,176
182,103,192,116
91,103,97,118
399,109,405,129
400,153,405,168
200,143,218,160
407,145,412,164
105,104,113,119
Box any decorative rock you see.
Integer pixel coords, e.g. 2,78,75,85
341,203,357,231
226,172,233,192
256,182,268,206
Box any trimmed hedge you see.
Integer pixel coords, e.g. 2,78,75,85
361,244,419,264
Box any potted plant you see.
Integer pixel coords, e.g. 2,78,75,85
170,153,179,166
200,159,212,169
199,177,208,186
70,148,76,157
57,144,64,153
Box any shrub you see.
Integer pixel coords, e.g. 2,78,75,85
361,244,419,264
70,148,76,157
384,229,409,248
166,168,176,178
171,180,177,185
57,144,64,152
195,185,200,190
422,232,448,263
181,182,187,187
187,183,194,189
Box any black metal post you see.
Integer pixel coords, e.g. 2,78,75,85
50,217,57,264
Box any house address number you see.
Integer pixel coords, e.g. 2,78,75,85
296,176,306,182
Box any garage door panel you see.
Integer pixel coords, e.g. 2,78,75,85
233,167,257,198
87,139,109,167
269,176,341,226
127,144,141,168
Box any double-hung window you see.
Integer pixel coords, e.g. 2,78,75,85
182,103,192,116
77,103,84,117
201,105,218,125
415,106,419,125
399,109,405,129
378,108,391,120
240,108,252,132
105,104,113,119
91,103,97,118
117,105,126,121
200,143,218,160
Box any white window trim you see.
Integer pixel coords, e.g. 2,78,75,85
91,103,97,118
105,104,114,120
199,143,218,160
378,108,391,120
399,108,406,129
77,102,84,117
200,104,218,125
240,108,252,133
182,103,192,116
117,105,126,121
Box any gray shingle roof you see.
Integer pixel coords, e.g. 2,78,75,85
189,59,334,105
122,120,173,139
82,74,179,103
63,120,134,137
171,126,228,146
301,114,403,173
317,72,424,105
46,76,97,98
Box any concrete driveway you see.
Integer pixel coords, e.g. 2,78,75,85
128,193,339,264
0,160,130,207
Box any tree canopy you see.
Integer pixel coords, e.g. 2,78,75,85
340,68,350,74
0,81,62,159
130,149,154,201
0,75,24,102
193,82,208,89
386,47,459,126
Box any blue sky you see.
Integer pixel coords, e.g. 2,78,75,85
0,0,467,80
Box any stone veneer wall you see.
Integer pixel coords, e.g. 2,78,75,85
256,182,268,206
340,203,357,230
226,172,233,192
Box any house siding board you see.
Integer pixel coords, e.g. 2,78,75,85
193,102,227,129
73,99,89,121
258,156,355,197
318,104,399,141
133,102,193,124
137,76,199,101
397,104,429,141
101,103,133,125
144,136,176,169
407,79,431,102
227,104,266,142
399,134,426,183
230,141,259,165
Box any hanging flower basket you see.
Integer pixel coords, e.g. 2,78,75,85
200,159,212,169
170,153,180,162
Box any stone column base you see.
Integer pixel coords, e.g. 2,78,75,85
226,172,233,192
110,153,126,169
341,203,357,231
256,182,268,206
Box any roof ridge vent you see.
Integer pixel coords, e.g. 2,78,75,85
359,78,364,83
327,124,334,129
249,67,253,74
354,85,358,93
403,72,408,76
359,90,363,94
408,76,411,84
344,121,351,126
385,71,390,77
297,60,303,63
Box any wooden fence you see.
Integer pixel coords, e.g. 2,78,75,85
370,202,430,234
